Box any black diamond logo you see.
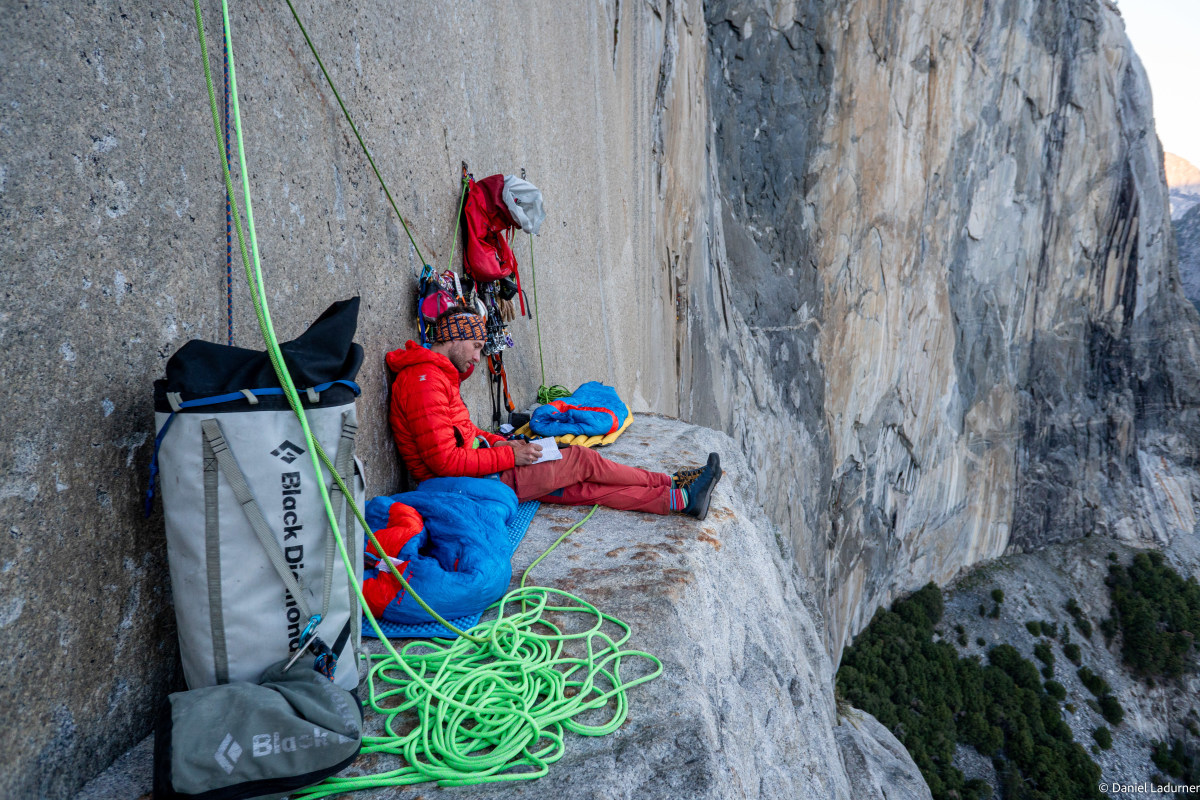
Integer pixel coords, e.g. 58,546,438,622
271,440,305,463
213,733,242,774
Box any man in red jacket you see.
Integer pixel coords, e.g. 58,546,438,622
387,307,722,519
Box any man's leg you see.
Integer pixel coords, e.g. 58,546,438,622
540,481,671,515
498,445,671,513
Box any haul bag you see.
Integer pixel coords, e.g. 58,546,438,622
153,298,366,692
462,174,518,283
153,660,363,799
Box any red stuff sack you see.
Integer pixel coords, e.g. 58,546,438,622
462,175,518,283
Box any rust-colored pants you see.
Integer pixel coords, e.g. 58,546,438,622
498,445,671,515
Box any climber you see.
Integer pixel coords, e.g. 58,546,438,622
386,306,723,519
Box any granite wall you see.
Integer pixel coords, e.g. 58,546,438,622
0,1,682,794
681,0,1200,660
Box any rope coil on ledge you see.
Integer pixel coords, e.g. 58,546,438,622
293,586,663,794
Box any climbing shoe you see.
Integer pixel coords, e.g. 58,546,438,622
681,452,721,520
673,451,718,490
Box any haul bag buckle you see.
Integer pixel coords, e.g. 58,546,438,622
282,614,323,672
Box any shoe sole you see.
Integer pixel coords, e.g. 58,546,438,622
692,454,723,521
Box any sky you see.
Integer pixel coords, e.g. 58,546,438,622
1116,0,1200,168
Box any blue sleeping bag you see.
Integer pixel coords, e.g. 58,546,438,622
363,476,518,625
529,381,629,437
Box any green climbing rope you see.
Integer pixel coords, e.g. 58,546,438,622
198,0,478,642
192,2,662,791
282,0,428,268
290,504,655,795
520,504,598,591
446,175,468,274
296,585,662,794
287,0,570,407
536,384,572,405
529,234,547,387
527,234,572,405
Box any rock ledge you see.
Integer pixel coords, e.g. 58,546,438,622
80,415,928,800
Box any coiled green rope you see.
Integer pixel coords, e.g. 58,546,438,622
295,586,661,794
192,2,662,790
291,506,652,794
536,384,572,405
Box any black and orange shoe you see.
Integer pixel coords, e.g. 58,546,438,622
680,453,721,520
673,452,717,490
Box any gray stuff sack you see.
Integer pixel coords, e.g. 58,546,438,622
153,660,363,799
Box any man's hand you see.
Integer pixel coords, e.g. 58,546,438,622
498,439,542,466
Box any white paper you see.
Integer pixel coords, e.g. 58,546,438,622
530,437,562,465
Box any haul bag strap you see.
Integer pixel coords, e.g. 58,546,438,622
144,380,361,517
322,413,357,627
168,379,361,413
331,617,352,660
202,433,230,684
200,418,315,623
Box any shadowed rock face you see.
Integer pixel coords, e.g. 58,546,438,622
687,0,1200,662
1174,203,1200,313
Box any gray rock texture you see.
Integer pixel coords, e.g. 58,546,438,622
77,416,928,800
2,2,684,795
1173,203,1200,313
5,0,1200,794
835,709,935,800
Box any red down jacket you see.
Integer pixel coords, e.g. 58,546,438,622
387,341,515,482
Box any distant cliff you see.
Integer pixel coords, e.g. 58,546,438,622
1175,204,1200,313
4,0,1199,795
676,0,1200,660
1165,152,1200,218
1167,154,1200,312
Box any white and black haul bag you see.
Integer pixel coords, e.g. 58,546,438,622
150,298,366,691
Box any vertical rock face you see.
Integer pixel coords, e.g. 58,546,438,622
1175,204,1200,312
0,3,684,794
686,0,1200,660
1167,154,1200,311
682,0,835,652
